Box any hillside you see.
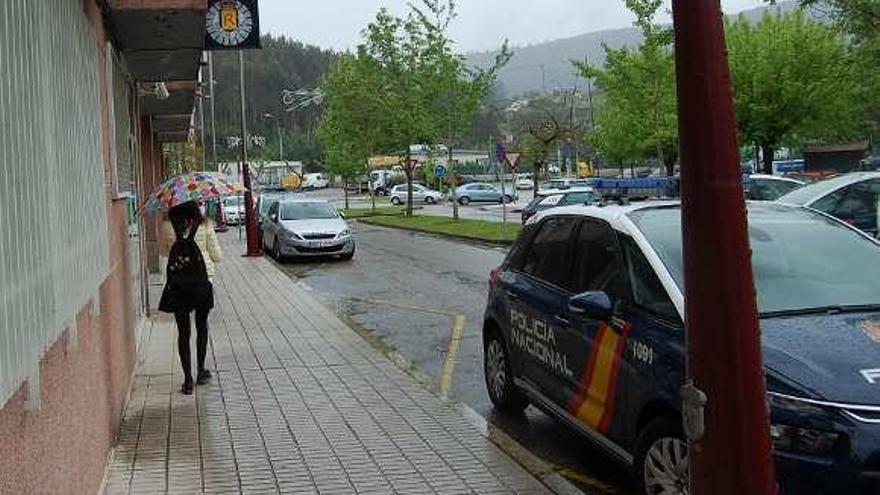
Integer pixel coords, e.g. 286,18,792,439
465,1,800,97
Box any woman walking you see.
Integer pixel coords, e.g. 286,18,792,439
158,201,222,394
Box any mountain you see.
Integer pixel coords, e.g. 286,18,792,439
465,1,800,97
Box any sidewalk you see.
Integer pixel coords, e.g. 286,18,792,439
102,233,553,494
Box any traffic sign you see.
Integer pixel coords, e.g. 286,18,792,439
434,164,447,179
505,152,522,172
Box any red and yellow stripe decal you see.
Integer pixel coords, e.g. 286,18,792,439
567,319,632,433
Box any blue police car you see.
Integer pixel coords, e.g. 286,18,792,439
483,201,880,494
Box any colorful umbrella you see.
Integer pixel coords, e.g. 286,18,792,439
143,171,245,213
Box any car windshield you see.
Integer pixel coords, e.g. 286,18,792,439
629,203,880,314
776,174,865,205
224,196,243,207
280,202,338,221
260,194,282,213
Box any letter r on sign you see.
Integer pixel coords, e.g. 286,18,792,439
861,369,880,384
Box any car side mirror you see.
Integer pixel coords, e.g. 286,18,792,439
569,291,613,321
339,211,346,219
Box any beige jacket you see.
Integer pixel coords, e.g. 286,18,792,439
160,219,223,278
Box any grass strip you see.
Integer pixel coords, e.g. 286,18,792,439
350,211,521,244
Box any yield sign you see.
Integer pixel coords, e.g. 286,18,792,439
505,152,522,172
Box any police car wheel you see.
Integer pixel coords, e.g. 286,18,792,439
635,417,689,495
484,333,528,413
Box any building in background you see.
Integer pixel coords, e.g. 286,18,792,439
0,1,205,493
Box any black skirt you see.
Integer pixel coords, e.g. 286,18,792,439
158,280,214,314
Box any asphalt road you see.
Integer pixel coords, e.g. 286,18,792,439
272,222,633,494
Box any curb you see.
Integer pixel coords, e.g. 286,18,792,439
353,218,517,246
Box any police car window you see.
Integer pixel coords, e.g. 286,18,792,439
562,191,592,205
521,217,577,289
620,236,678,321
570,220,626,300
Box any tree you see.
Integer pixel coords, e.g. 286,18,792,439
727,11,867,174
323,0,509,218
318,54,384,211
517,106,576,191
574,0,678,176
797,0,880,41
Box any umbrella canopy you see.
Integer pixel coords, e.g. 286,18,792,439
144,171,244,213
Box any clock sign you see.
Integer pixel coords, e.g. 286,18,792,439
205,0,261,50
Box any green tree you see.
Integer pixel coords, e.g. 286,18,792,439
318,54,384,210
727,11,867,174
574,0,678,176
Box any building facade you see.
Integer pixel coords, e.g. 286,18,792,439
0,1,205,493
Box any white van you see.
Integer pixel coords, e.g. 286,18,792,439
302,173,329,190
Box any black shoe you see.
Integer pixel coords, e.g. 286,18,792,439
182,378,194,395
197,369,212,385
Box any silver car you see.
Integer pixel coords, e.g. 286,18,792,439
261,200,355,260
389,183,444,205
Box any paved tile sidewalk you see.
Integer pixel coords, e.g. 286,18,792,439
102,233,552,494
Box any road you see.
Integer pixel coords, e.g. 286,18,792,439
272,221,633,494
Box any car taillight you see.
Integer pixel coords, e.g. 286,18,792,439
489,266,501,287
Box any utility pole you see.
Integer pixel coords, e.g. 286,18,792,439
584,55,598,176
199,54,207,169
672,2,776,495
239,50,261,257
264,113,283,161
208,52,218,172
540,64,546,92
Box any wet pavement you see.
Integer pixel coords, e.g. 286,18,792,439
274,222,634,494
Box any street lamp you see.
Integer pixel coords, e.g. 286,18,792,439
263,112,283,162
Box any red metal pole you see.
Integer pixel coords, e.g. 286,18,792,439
671,2,776,494
242,163,261,257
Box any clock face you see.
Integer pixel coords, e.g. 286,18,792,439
206,1,254,47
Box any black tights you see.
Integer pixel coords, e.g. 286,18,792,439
174,308,210,382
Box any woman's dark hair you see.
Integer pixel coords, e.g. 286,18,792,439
168,201,203,238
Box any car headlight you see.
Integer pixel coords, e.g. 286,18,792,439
770,424,839,455
338,229,351,238
282,230,302,240
768,393,840,455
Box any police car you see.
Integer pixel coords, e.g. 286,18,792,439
483,200,880,494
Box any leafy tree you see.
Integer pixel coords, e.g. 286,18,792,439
727,11,867,173
318,54,384,210
796,0,880,41
574,0,678,176
322,0,508,217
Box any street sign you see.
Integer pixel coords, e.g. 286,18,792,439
205,0,262,50
505,152,522,172
434,164,447,179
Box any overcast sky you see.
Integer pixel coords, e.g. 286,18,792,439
259,0,766,53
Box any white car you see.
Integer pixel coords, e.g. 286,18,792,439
223,195,245,225
777,171,880,237
389,184,444,205
515,174,534,190
302,173,329,189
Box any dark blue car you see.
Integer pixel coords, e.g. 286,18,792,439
483,201,880,494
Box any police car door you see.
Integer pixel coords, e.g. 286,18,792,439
562,219,631,436
506,216,579,403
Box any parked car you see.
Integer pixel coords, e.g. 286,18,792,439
484,201,880,495
257,189,296,227
520,187,595,224
302,173,329,190
539,178,591,193
454,183,516,205
261,199,354,261
515,174,534,190
745,174,804,201
777,171,880,237
389,183,444,205
223,195,244,225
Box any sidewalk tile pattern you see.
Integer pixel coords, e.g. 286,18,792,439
102,234,551,494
